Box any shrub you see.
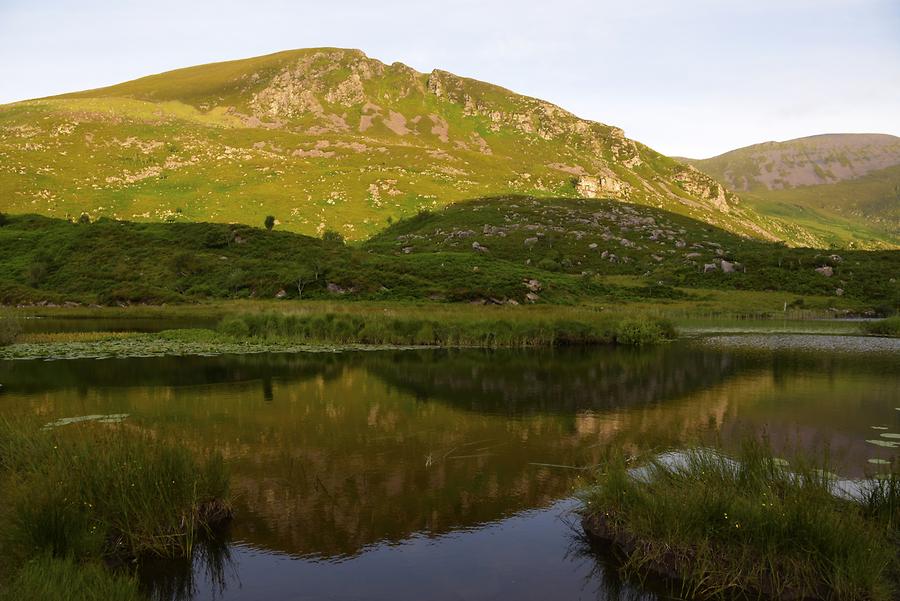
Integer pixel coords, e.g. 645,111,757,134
0,212,8,227
264,215,275,231
322,230,345,246
78,213,91,224
614,318,675,346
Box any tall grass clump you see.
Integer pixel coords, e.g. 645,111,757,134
863,316,900,338
0,556,140,601
0,313,20,346
578,440,900,600
218,312,675,347
0,419,231,599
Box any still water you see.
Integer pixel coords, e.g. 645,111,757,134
1,339,898,600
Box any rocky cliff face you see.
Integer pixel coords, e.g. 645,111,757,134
1,48,782,241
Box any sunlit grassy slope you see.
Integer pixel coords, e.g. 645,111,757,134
682,134,900,249
2,48,791,243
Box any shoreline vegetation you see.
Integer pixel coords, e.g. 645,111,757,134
578,441,900,601
0,419,232,601
2,301,899,360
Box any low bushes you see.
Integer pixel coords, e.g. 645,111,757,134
579,441,900,600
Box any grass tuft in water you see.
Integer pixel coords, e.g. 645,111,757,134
0,418,231,599
578,440,900,600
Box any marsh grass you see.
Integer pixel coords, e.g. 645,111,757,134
863,316,900,338
218,311,676,347
0,419,231,599
18,331,140,344
0,314,20,346
0,556,140,601
578,440,900,600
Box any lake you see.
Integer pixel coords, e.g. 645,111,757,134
1,337,898,600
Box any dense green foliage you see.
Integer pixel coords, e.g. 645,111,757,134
579,442,900,600
366,197,900,309
0,198,897,311
0,419,231,600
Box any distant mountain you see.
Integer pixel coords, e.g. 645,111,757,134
682,134,900,248
0,48,782,242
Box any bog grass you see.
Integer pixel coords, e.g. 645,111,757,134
863,316,900,338
0,419,231,600
217,310,676,347
578,440,900,600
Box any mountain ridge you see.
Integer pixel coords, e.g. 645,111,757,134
681,133,900,248
0,48,877,247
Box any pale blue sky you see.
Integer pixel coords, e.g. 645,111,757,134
1,0,898,157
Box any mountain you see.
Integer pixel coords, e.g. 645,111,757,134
681,134,900,248
0,48,783,242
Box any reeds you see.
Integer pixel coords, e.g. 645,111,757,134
0,419,231,599
218,311,676,347
579,440,900,600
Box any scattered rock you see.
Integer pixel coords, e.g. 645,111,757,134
523,279,542,292
472,241,489,252
525,292,540,303
274,289,287,299
326,282,348,294
721,260,735,273
835,288,844,296
524,237,539,248
704,263,718,273
815,266,834,277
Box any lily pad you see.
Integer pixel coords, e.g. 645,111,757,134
870,426,889,430
866,439,900,448
879,433,900,439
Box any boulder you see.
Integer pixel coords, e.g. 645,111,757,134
524,237,539,248
274,289,287,299
523,279,542,292
815,266,834,277
703,263,718,273
525,292,540,303
720,260,735,273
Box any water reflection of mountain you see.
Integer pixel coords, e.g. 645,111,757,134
1,344,898,564
365,346,743,415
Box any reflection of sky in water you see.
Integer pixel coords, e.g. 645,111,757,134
0,343,897,601
183,500,661,601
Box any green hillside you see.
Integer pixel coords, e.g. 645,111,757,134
1,197,897,310
683,134,900,248
1,48,785,243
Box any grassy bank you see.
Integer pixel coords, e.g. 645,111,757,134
863,316,900,337
578,441,900,600
0,419,231,600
